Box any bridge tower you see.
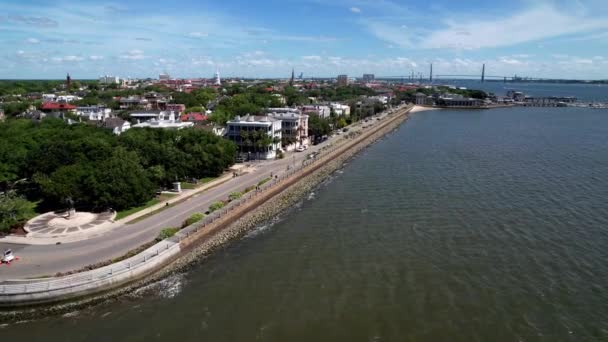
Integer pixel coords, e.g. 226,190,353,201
481,64,485,83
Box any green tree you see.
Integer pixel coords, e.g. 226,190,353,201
308,114,331,138
87,148,156,210
0,192,36,233
35,164,92,210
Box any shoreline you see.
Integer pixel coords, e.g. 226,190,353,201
410,105,441,113
0,106,413,322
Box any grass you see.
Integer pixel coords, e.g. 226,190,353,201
115,193,177,221
181,182,197,190
182,176,218,190
257,177,272,187
199,176,217,184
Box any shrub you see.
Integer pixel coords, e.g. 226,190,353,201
257,177,272,187
183,212,205,227
244,185,255,193
208,201,225,213
276,150,284,159
228,192,243,201
157,227,179,241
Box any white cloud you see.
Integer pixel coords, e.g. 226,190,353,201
350,7,361,13
89,55,104,60
422,5,608,49
26,38,40,44
120,49,146,60
499,57,523,65
302,55,322,61
188,32,208,38
363,20,412,48
52,55,85,62
362,4,608,50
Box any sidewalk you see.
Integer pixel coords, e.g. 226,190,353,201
0,165,254,246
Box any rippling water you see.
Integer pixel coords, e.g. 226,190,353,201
3,107,608,341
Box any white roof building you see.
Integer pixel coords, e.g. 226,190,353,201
330,103,351,116
226,115,282,160
132,111,194,130
76,106,112,121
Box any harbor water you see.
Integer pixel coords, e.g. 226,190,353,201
3,104,608,341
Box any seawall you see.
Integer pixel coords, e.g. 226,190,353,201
0,105,412,320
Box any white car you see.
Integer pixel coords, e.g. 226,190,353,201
2,249,15,264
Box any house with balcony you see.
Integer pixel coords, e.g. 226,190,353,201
76,105,112,121
226,115,282,160
267,110,309,151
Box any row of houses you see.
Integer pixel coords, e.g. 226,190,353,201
18,100,353,160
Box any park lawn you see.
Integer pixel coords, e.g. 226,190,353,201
114,194,177,221
181,182,197,190
182,176,218,190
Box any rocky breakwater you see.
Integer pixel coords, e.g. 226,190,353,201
172,105,413,272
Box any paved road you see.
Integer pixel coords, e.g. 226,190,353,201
0,108,400,279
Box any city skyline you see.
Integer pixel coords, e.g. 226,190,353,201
2,0,608,79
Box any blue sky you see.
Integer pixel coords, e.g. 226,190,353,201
2,0,608,79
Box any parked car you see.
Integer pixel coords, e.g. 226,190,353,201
2,249,15,264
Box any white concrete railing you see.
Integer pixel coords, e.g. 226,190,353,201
0,106,409,305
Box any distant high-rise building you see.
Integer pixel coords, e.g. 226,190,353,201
429,64,433,83
362,74,375,83
337,74,348,86
290,68,295,85
99,75,120,84
66,73,71,91
214,68,221,86
159,73,170,80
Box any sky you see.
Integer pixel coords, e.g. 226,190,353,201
2,0,608,79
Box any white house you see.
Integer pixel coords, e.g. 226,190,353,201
56,95,82,103
368,95,389,105
302,105,330,118
226,115,282,160
130,110,175,123
268,111,309,151
101,118,131,135
132,111,194,130
42,94,56,102
330,103,351,116
76,106,112,121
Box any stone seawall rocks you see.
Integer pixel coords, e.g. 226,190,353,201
0,107,411,322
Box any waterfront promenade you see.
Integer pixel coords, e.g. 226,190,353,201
0,105,413,308
0,106,409,280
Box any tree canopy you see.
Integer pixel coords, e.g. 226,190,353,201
0,119,237,215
